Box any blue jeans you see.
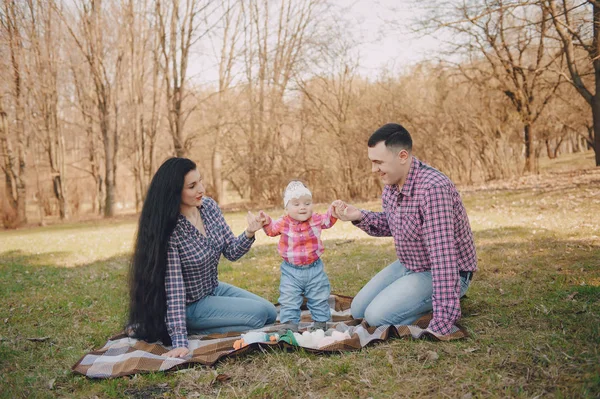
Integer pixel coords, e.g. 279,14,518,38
186,282,277,334
351,260,471,326
279,259,331,324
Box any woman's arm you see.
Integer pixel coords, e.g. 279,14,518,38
164,237,189,351
205,198,255,261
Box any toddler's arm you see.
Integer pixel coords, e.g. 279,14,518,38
260,211,284,236
319,202,339,229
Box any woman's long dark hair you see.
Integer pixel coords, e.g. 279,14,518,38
127,157,197,345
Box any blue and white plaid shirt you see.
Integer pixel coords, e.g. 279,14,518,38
165,197,254,348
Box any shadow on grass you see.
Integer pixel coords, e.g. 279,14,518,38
474,226,600,276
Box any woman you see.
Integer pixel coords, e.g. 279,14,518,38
128,157,277,358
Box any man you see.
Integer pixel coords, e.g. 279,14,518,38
333,123,477,336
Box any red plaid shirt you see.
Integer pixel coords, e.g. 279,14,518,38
354,156,477,335
263,207,337,265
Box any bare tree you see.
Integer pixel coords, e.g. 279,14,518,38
70,63,104,214
124,0,161,210
155,0,211,157
207,0,242,204
25,0,70,219
238,0,328,202
0,0,27,227
60,0,124,217
543,0,600,166
422,0,562,173
298,43,368,199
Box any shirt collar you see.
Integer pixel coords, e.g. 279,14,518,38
389,156,420,198
286,215,310,225
178,205,203,231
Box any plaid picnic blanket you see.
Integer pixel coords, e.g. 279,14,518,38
72,294,467,378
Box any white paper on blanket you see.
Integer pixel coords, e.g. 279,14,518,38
293,329,352,349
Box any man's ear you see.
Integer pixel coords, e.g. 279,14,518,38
397,149,410,163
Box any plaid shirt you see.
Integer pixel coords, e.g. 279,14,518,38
354,156,477,335
263,207,337,266
165,197,254,348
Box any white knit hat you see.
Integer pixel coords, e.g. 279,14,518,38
283,181,312,207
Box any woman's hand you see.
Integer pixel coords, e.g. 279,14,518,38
163,347,189,358
331,200,362,222
245,211,263,237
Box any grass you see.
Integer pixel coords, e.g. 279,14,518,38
1,156,599,398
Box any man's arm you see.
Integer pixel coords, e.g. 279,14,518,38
353,209,392,237
332,200,392,237
422,185,461,335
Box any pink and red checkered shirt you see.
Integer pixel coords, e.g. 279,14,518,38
354,156,477,335
263,208,337,266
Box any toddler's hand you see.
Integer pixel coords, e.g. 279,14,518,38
332,200,361,222
258,210,270,226
331,200,347,219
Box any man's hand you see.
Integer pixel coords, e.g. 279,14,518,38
163,347,189,358
331,200,362,222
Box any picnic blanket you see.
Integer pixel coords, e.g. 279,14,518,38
72,294,467,378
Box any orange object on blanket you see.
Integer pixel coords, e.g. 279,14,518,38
233,339,247,350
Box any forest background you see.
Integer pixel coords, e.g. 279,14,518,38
1,0,598,227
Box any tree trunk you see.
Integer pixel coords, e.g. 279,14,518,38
523,124,536,173
103,123,116,217
594,96,600,166
212,148,223,204
0,103,19,227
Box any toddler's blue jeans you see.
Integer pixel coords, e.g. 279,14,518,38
279,258,331,324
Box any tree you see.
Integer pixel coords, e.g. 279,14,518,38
298,43,369,199
70,62,104,215
25,0,70,219
543,0,600,166
238,0,329,202
422,0,562,173
208,0,241,204
0,0,27,227
155,0,211,157
124,0,161,210
61,0,124,217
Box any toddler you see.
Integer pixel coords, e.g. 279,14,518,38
260,181,341,331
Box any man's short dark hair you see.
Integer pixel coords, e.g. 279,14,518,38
367,123,413,152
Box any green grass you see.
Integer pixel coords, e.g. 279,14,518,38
1,161,599,398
